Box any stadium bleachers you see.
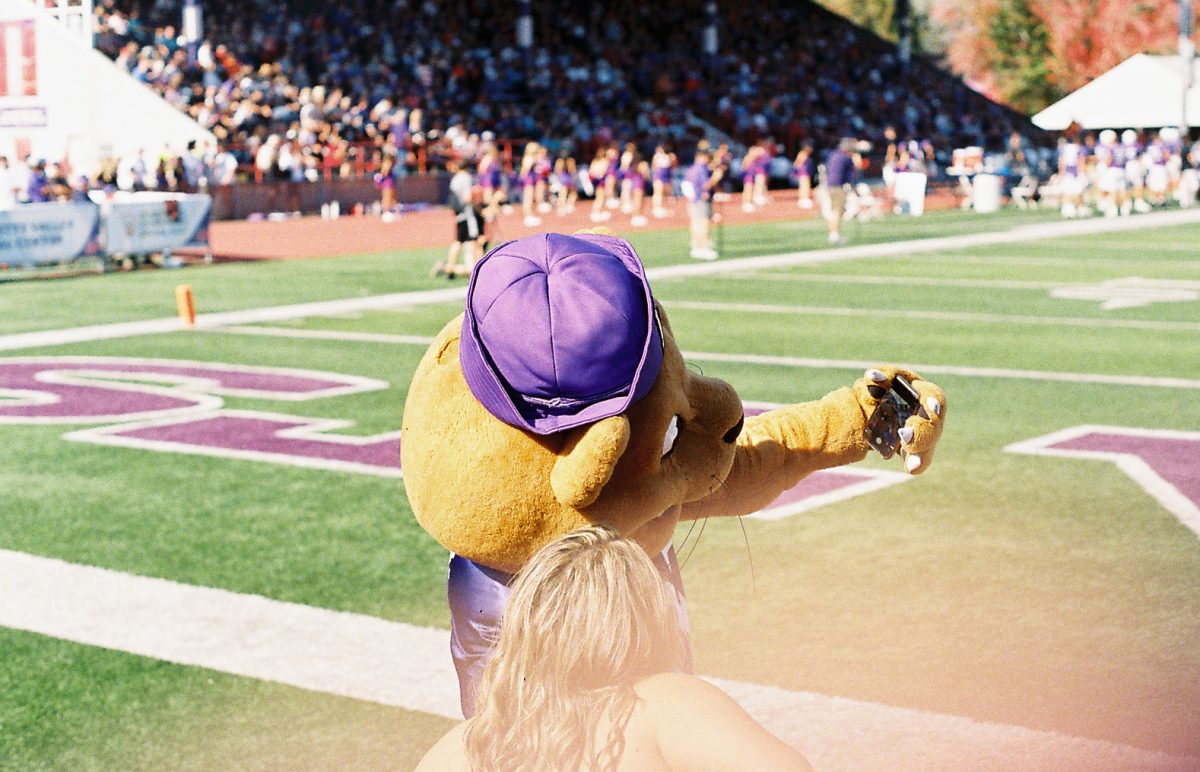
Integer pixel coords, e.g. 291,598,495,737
92,0,1035,179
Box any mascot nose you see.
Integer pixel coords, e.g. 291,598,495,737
723,414,744,444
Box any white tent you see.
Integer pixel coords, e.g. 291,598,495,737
0,0,214,173
1033,53,1200,130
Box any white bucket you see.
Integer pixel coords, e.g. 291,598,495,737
894,172,927,216
973,173,1003,213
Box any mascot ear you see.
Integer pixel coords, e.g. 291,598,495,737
551,415,630,508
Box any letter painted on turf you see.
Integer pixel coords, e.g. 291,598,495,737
1006,426,1200,540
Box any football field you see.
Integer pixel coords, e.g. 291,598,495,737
2,207,1199,770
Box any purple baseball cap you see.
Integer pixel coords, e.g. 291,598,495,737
460,232,663,435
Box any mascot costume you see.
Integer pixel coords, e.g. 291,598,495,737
401,230,946,714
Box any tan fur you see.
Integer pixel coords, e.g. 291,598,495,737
401,254,946,574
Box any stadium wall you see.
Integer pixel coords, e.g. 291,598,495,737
207,175,449,220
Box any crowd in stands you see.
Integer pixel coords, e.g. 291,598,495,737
86,0,1035,187
6,0,1188,221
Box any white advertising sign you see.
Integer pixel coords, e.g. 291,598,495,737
102,193,211,254
0,201,99,265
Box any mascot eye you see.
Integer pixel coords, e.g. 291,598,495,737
661,415,680,458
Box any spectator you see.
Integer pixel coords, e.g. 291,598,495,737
415,524,812,771
0,156,15,210
822,137,860,244
87,0,1039,186
432,157,481,279
682,145,721,260
26,160,49,203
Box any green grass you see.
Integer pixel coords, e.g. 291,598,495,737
0,628,451,771
2,207,1199,766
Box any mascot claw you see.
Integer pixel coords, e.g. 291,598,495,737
855,364,947,475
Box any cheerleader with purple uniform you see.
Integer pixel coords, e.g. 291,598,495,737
476,147,505,246
603,144,621,210
533,147,553,215
518,142,542,227
741,144,766,212
588,147,612,222
752,143,772,207
549,156,577,214
792,144,814,209
477,148,505,208
626,157,649,227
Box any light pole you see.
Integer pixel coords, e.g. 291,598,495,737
703,1,719,59
896,0,912,74
182,0,204,69
516,0,533,73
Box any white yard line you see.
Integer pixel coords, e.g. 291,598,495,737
686,351,1200,390
2,548,1194,772
208,325,1200,390
0,287,468,353
217,325,438,346
2,209,1199,353
908,254,1200,269
728,272,1068,290
666,300,1200,333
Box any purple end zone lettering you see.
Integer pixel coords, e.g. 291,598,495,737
0,356,388,423
1006,426,1200,540
11,362,909,515
66,410,402,478
1054,434,1199,509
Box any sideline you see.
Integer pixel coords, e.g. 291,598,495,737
2,548,1195,771
2,208,1199,353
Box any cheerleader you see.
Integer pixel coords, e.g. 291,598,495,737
533,144,553,214
550,156,577,214
519,141,543,227
618,142,638,213
477,146,505,244
650,144,675,217
741,143,766,212
588,147,612,222
626,157,649,227
603,144,621,209
792,144,814,209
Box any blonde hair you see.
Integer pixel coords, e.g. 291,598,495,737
464,524,687,772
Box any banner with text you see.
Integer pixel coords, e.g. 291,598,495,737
101,193,211,254
0,202,100,265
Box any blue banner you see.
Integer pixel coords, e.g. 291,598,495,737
0,202,101,266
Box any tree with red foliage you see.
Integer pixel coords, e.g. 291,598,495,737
931,0,1200,113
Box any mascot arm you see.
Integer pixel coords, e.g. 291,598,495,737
681,366,945,520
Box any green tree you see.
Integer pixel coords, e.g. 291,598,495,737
985,0,1062,113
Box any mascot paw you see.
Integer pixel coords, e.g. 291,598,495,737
856,366,946,475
